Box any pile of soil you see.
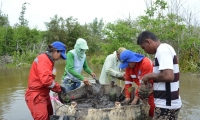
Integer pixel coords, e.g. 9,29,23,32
59,84,127,109
74,94,115,109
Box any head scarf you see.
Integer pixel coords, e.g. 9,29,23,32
74,38,89,60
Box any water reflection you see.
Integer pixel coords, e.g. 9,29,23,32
0,61,200,120
0,67,30,120
178,73,200,120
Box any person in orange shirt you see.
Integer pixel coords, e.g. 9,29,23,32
25,41,67,120
119,50,155,118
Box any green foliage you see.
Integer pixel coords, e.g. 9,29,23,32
45,16,104,55
90,54,105,65
1,0,200,73
102,18,139,54
145,0,168,18
0,11,9,27
12,50,37,66
134,0,200,72
17,2,29,27
2,26,14,55
0,27,7,55
89,17,104,38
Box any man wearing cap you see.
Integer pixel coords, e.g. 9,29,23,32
119,50,155,119
25,41,67,120
99,47,126,86
62,38,96,91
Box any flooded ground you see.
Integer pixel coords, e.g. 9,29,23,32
0,61,200,120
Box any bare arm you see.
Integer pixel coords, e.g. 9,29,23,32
143,69,174,83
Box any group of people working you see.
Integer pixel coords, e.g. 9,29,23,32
25,31,182,120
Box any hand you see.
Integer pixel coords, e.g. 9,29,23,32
60,86,66,94
117,72,125,80
141,74,151,85
83,78,91,86
121,72,125,77
91,72,96,78
121,98,130,105
131,96,139,105
119,74,126,81
116,72,125,77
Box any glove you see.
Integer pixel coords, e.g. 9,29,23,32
58,86,67,103
128,86,134,93
60,86,67,94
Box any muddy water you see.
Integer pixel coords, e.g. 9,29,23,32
0,61,200,120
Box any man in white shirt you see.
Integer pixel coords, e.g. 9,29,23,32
137,31,182,120
99,47,126,86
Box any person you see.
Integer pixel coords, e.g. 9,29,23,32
25,41,67,120
119,49,155,118
137,31,182,120
99,47,126,86
62,38,96,91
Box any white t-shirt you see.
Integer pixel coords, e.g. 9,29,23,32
153,43,182,109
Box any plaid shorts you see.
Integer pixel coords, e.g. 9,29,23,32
153,107,180,120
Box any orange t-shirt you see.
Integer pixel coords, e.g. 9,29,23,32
124,57,153,98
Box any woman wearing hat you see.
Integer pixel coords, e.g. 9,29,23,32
119,50,155,119
25,41,67,120
62,38,96,91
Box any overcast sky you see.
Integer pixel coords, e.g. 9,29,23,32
0,0,200,30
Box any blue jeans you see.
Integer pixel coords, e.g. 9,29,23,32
62,79,81,92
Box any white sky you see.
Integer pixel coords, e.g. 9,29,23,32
0,0,200,30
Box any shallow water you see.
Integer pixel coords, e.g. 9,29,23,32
0,61,199,120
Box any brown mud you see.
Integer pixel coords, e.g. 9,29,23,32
68,84,127,109
74,95,115,109
59,83,136,109
55,84,150,120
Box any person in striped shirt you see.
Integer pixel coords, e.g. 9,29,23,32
137,31,182,120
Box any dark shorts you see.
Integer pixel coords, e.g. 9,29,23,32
153,107,180,120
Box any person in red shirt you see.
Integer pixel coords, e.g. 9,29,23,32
25,41,67,120
119,50,155,118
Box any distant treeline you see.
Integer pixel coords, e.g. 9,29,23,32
0,0,200,72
